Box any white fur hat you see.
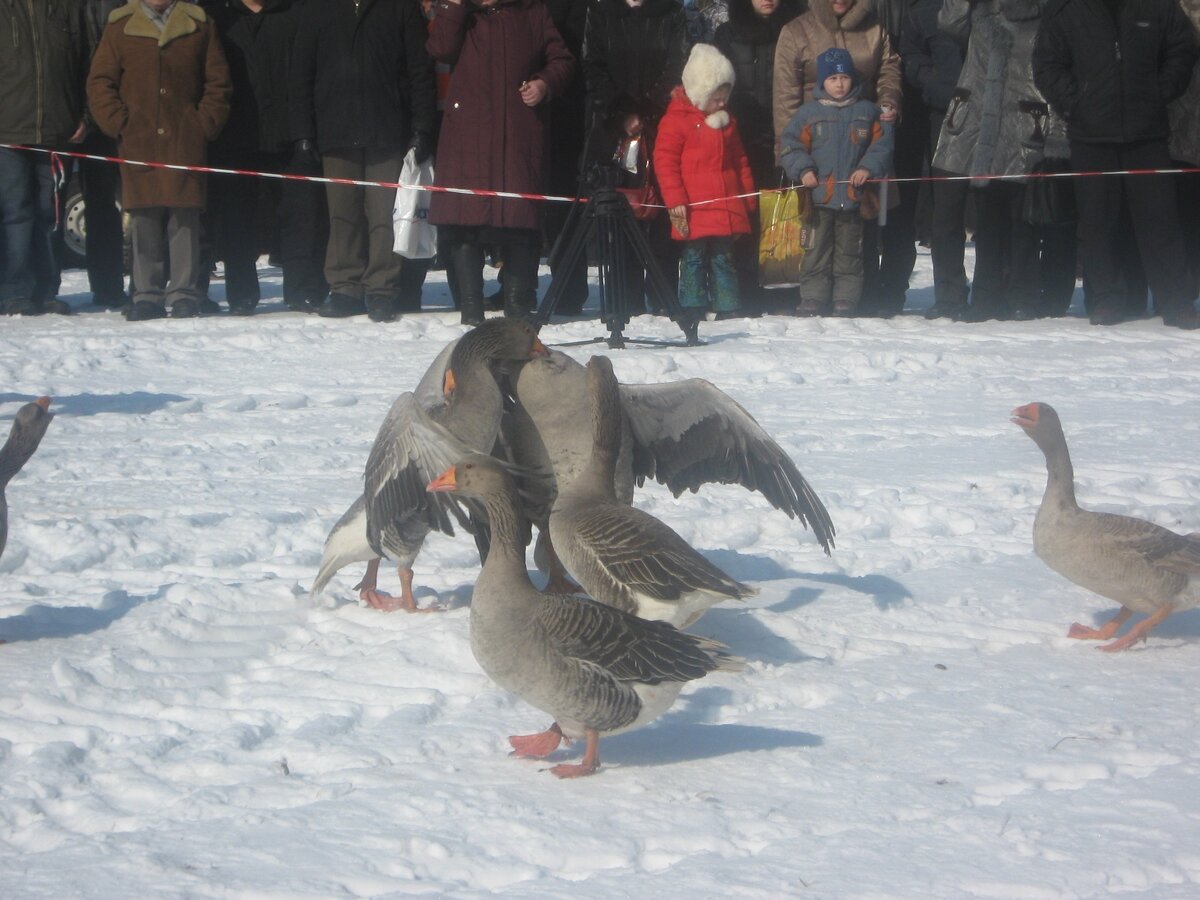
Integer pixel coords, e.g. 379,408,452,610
681,43,735,109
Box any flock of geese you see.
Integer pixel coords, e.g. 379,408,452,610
1,320,1197,776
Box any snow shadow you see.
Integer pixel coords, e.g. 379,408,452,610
771,572,912,612
0,391,188,417
605,689,822,766
0,587,162,642
696,606,818,665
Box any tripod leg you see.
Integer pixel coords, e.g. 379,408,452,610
535,204,593,325
613,207,697,343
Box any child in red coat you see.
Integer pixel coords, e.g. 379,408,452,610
653,43,757,320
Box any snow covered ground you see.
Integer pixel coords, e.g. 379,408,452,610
1,250,1199,898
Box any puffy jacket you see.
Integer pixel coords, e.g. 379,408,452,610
1033,0,1196,144
0,0,90,145
289,0,436,154
780,84,894,210
653,86,757,240
898,0,963,112
933,0,1067,180
772,0,902,160
713,0,803,182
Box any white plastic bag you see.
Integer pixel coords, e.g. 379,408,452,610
393,148,436,259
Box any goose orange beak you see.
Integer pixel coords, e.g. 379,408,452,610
530,337,550,358
1011,403,1038,429
34,396,51,411
427,466,457,493
443,368,457,398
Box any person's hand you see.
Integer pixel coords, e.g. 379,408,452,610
519,79,548,106
668,204,689,237
69,121,87,144
622,113,643,137
849,168,870,188
291,138,321,172
879,103,898,123
408,132,434,165
800,170,818,188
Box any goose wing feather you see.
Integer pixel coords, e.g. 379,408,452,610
621,379,835,554
363,393,479,558
1085,512,1200,574
569,505,755,603
536,593,742,685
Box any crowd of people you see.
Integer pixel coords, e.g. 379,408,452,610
1,0,1198,328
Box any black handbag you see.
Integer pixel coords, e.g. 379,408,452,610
1021,158,1076,226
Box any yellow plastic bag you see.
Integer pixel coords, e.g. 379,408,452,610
758,186,812,288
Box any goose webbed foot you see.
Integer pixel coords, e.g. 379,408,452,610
548,729,600,779
1067,607,1132,641
355,565,440,613
1097,606,1174,653
509,722,568,758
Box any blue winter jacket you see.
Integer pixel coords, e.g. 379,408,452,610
779,83,894,211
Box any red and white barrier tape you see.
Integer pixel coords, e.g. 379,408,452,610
4,142,1198,213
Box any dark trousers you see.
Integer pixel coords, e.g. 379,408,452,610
971,180,1076,317
206,155,265,307
278,153,330,308
1071,139,1193,318
862,96,927,314
928,112,970,311
79,133,125,304
0,146,65,308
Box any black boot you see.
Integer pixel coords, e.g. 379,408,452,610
450,241,485,326
501,240,538,320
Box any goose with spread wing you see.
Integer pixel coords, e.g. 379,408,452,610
1013,402,1200,651
501,348,835,595
550,356,757,626
0,397,54,561
428,453,742,778
312,321,548,610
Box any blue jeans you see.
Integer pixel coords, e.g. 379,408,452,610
0,147,65,308
678,236,739,312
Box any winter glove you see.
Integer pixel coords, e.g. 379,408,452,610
291,139,321,173
408,133,434,166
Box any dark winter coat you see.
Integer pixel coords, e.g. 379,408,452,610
426,0,576,231
0,0,90,146
933,0,1067,180
898,0,963,112
204,0,305,155
542,0,589,192
290,0,436,155
1169,0,1200,164
780,84,894,209
1033,0,1196,144
714,0,803,182
581,0,691,155
653,86,757,240
87,1,232,209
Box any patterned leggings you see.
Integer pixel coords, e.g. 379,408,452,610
678,236,739,312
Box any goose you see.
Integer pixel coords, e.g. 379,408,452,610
427,453,742,778
0,397,54,560
501,348,835,591
549,355,757,626
1013,401,1200,651
311,321,548,610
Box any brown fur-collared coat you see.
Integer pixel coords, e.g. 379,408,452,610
86,1,231,210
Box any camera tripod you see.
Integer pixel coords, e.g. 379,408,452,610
533,169,700,348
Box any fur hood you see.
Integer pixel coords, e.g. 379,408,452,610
681,43,735,112
809,0,877,32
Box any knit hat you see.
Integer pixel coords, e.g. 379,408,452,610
681,43,736,109
816,47,858,89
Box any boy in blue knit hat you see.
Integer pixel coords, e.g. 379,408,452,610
779,47,893,317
